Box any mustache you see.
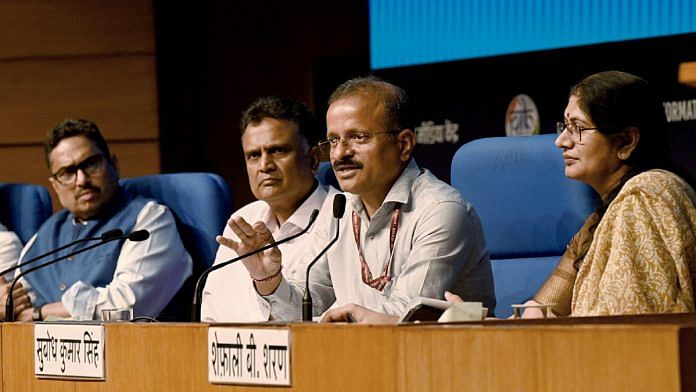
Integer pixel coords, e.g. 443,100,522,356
332,158,363,170
75,186,100,198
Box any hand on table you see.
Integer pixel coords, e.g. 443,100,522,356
321,303,399,324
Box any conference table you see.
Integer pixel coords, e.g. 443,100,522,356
1,313,695,391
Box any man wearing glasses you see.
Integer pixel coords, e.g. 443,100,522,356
201,96,338,322
218,77,495,323
2,119,191,321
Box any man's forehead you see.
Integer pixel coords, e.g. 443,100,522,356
326,96,387,133
242,121,305,150
243,140,295,152
329,94,383,112
49,136,101,169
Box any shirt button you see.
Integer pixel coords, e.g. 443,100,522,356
68,256,74,261
59,284,67,291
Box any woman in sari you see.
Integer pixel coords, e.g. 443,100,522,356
508,70,696,317
335,70,696,323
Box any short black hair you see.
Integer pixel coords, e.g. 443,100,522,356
240,96,319,146
328,76,413,131
45,119,112,168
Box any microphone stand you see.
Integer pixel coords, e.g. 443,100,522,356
301,221,340,321
4,230,149,322
302,194,346,322
5,235,128,322
0,229,124,278
191,209,319,322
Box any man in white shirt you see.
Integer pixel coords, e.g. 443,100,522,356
0,222,21,269
0,222,28,320
3,119,192,321
218,77,495,323
201,96,337,322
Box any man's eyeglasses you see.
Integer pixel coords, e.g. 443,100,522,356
316,130,399,154
555,121,598,143
51,154,106,186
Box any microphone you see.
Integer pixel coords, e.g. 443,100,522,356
127,229,150,242
191,209,319,322
302,194,346,322
4,229,149,322
0,229,124,278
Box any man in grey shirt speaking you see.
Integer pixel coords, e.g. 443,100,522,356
218,76,495,323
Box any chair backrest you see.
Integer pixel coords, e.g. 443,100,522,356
317,161,341,190
451,134,597,317
120,172,232,321
120,172,233,270
0,183,53,244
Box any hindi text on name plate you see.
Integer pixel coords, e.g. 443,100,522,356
208,327,291,386
34,323,105,380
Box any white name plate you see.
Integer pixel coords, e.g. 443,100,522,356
34,323,105,380
208,327,291,386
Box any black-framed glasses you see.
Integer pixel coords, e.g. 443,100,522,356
555,121,598,143
51,154,106,186
316,130,399,154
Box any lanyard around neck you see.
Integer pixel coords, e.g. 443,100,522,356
351,204,402,291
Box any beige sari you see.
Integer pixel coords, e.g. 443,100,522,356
535,169,696,316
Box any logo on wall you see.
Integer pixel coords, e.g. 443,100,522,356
505,94,540,136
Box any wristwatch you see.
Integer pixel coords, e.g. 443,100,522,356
32,305,43,321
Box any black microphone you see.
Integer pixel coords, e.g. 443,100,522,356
191,209,319,322
127,229,150,242
4,229,149,322
302,194,346,322
0,229,124,278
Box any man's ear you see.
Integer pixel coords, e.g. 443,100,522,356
110,155,121,178
48,176,59,194
397,129,417,162
616,127,640,160
308,146,320,175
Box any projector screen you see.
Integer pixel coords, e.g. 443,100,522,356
370,0,696,69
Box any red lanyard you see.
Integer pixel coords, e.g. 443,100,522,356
351,204,402,291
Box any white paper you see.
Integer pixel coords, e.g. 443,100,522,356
438,302,485,322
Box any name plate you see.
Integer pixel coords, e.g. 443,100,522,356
208,327,291,386
34,323,105,380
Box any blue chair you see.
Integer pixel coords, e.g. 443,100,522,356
317,161,340,190
0,183,53,244
121,172,233,320
451,135,597,317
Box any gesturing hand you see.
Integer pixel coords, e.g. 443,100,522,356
216,216,282,294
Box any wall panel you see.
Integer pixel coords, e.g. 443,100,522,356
0,0,154,59
0,1,159,208
0,55,158,144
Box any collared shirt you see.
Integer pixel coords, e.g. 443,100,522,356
17,201,192,320
201,183,337,322
0,222,22,280
264,159,495,320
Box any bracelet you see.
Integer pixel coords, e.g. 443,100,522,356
251,266,283,283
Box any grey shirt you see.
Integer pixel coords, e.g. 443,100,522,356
265,159,495,320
